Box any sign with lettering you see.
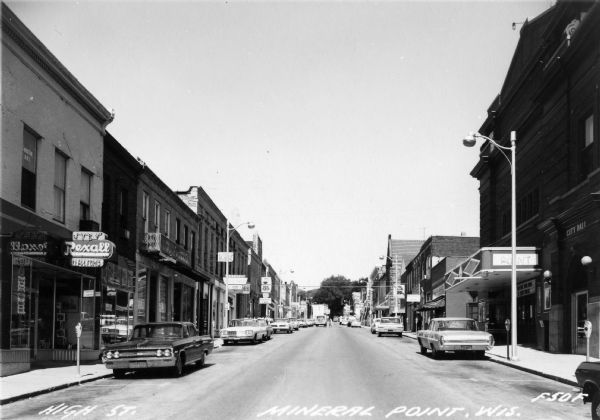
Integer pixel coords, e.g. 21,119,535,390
218,252,233,262
65,231,114,268
261,283,272,293
517,280,536,297
242,284,251,294
227,284,244,291
259,297,272,304
225,275,248,285
492,253,538,266
261,277,271,285
566,221,587,237
9,230,49,257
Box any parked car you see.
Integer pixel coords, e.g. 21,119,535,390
375,317,403,337
256,318,273,340
100,316,134,344
298,319,308,328
575,361,600,419
222,319,268,344
370,318,382,334
417,317,494,359
272,318,293,334
339,316,348,326
102,322,213,378
306,318,315,327
346,316,357,327
350,318,362,328
287,318,300,331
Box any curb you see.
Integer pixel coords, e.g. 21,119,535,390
405,333,578,387
485,357,579,387
0,372,114,405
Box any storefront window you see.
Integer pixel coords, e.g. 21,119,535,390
11,256,32,348
159,275,168,321
135,267,147,324
81,277,95,349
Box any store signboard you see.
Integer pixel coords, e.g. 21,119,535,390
65,231,115,268
225,275,247,285
260,297,271,304
242,284,250,294
9,230,50,257
218,252,233,262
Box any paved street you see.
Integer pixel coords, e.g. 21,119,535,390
2,326,589,420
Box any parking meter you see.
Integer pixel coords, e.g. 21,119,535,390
76,322,82,376
505,319,511,359
75,322,82,338
584,320,592,338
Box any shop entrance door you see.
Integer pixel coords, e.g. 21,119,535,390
574,291,588,355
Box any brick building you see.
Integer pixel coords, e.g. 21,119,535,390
465,0,600,354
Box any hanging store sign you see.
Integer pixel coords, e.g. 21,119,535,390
407,294,421,302
225,275,248,285
218,252,233,262
260,297,271,304
65,231,115,268
242,284,251,294
227,284,245,291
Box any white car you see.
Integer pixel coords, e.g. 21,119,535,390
272,318,293,334
370,318,382,334
375,317,403,337
350,319,362,328
417,317,494,359
221,319,268,344
287,318,300,331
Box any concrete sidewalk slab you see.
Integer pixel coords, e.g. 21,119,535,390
1,362,112,405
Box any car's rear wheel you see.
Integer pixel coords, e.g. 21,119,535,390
377,332,382,337
420,345,427,355
398,333,403,338
113,369,126,379
431,346,444,359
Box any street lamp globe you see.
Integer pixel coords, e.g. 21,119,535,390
462,133,477,148
582,256,593,266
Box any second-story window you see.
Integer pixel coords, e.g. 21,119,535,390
21,126,39,210
580,113,595,179
119,188,128,229
53,150,67,223
164,210,171,238
142,191,149,233
176,218,181,244
80,169,91,220
184,225,189,249
154,201,161,233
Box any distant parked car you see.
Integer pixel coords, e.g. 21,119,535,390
287,318,300,331
346,316,357,327
306,319,315,327
298,319,308,328
417,317,494,359
375,317,403,337
102,322,213,378
575,360,600,420
370,318,382,334
272,318,293,334
222,319,268,344
350,318,362,328
256,318,273,340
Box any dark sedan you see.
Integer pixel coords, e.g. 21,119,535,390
102,322,213,378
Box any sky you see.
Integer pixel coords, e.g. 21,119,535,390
6,0,553,289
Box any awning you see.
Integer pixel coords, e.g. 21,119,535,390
444,247,541,294
416,296,445,312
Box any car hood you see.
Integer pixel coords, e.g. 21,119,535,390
104,338,178,349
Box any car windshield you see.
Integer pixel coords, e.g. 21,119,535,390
229,320,258,327
436,320,479,331
381,318,400,324
131,324,182,339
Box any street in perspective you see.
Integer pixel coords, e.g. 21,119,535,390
2,1,600,420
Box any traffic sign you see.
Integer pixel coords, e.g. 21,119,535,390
261,283,272,293
261,277,271,285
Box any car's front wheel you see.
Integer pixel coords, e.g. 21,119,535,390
431,346,444,359
171,355,184,377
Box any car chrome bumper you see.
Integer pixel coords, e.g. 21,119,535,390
104,357,176,370
223,336,254,341
438,344,493,351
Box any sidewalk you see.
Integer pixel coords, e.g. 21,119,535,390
0,339,225,405
1,335,593,405
404,331,597,386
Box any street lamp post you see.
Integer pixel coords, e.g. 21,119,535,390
224,220,255,331
464,130,518,360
